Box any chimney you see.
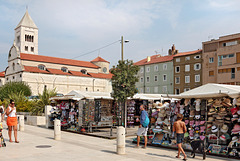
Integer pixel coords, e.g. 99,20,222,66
147,56,151,62
168,49,172,55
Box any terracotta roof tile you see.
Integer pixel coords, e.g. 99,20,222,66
88,72,113,79
134,55,174,66
91,56,110,63
23,66,112,79
173,49,202,57
0,71,5,77
20,53,100,69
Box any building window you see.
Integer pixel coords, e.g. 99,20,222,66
195,74,200,82
223,41,237,47
185,76,190,83
86,87,88,91
12,63,15,71
146,76,150,83
81,69,87,74
17,36,20,43
146,66,150,72
194,55,201,59
162,86,167,93
163,64,167,70
6,77,8,81
140,77,144,83
185,65,190,72
61,67,68,73
176,58,180,62
175,88,180,94
38,64,46,70
13,76,15,79
20,74,22,78
139,88,143,93
31,47,34,52
103,67,107,73
185,56,190,61
146,87,150,93
175,66,180,73
194,63,201,70
163,74,167,81
184,88,190,92
209,71,214,76
175,77,180,84
140,67,144,73
154,75,158,82
154,87,158,93
25,46,28,51
209,57,214,63
154,65,158,71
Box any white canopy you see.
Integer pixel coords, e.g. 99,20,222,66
51,90,113,101
165,83,240,99
130,94,162,100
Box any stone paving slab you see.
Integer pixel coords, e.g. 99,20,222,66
0,123,239,161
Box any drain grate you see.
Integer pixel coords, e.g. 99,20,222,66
36,145,52,148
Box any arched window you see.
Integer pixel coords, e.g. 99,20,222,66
61,67,68,73
86,87,88,91
81,69,87,74
12,63,15,71
38,64,46,70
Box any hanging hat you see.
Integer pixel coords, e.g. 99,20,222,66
190,110,195,116
231,106,239,115
195,99,201,111
218,107,227,116
153,103,157,108
211,125,218,133
236,97,240,106
208,107,216,115
222,98,232,107
207,99,214,105
184,99,190,106
156,103,163,109
163,102,170,109
207,117,214,122
221,124,228,133
232,136,238,142
213,99,222,107
195,115,200,120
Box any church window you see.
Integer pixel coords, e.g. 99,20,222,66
17,36,20,43
25,46,28,51
86,87,88,91
12,63,15,71
31,47,34,52
81,69,87,74
38,64,46,70
61,67,68,73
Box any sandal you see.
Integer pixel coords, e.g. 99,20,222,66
9,140,13,143
176,156,181,158
183,158,187,161
15,141,19,143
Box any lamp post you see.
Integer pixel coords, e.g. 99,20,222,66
121,36,129,61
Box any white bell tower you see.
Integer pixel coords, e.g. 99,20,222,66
14,9,38,55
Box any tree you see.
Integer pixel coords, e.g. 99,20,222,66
110,60,139,127
0,82,32,100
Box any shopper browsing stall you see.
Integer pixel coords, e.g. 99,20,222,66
135,104,149,149
173,113,187,160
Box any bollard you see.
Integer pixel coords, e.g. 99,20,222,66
19,115,24,131
54,119,61,140
117,126,125,155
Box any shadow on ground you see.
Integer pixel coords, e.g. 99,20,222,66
101,150,117,154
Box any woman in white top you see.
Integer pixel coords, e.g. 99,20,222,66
6,99,19,143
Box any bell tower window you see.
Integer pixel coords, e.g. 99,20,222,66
25,46,28,51
81,69,87,74
31,47,34,52
61,67,68,73
38,64,46,70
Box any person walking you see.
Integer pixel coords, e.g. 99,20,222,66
6,99,19,143
0,103,6,122
135,104,149,149
173,113,187,160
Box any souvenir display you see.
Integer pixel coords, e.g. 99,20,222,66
127,100,135,127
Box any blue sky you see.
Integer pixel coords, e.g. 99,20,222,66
0,0,240,71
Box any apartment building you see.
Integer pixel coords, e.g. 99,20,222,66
202,33,240,85
135,54,174,94
173,49,203,94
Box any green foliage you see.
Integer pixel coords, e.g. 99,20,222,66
0,82,32,100
110,60,139,102
31,88,57,116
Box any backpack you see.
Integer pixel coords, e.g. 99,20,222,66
142,115,150,128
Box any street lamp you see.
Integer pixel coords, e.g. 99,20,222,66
121,36,129,61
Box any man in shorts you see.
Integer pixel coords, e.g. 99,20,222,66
173,113,187,160
135,104,148,149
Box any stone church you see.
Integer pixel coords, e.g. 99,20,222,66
3,10,113,95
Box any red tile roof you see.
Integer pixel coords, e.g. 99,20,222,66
23,66,112,79
134,55,174,66
0,71,5,77
20,53,100,69
91,56,110,63
173,49,202,57
88,72,113,79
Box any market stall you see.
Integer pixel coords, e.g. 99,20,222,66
135,83,240,158
48,90,114,132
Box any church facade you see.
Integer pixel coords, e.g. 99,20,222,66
3,10,112,95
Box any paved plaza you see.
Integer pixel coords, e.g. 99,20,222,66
0,124,238,161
